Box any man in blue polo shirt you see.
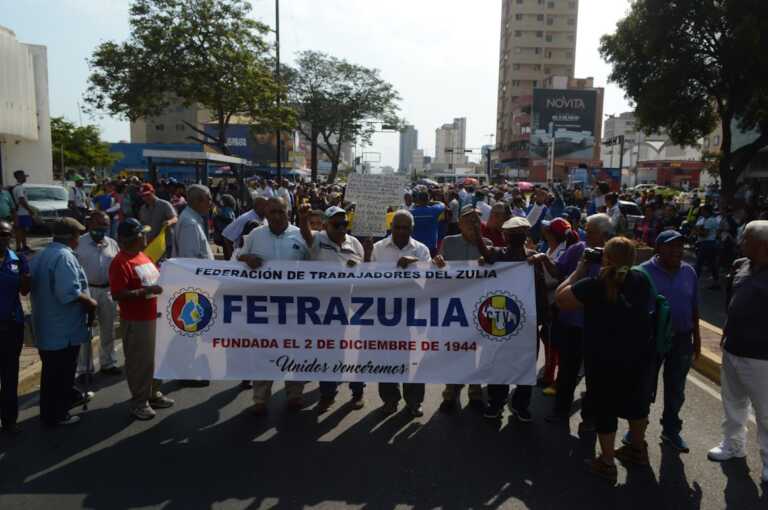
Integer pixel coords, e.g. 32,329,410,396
634,230,701,452
410,187,445,256
0,220,30,434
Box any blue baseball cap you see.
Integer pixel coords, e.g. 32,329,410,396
323,206,347,220
655,230,684,246
561,206,582,225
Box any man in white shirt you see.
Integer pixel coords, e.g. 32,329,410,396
221,196,267,255
239,197,309,416
298,204,366,412
476,191,492,223
75,210,120,378
274,180,293,218
11,170,34,253
69,178,91,222
370,209,433,417
254,179,275,200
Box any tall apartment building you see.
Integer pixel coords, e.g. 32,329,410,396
434,117,467,166
398,125,418,171
496,0,579,165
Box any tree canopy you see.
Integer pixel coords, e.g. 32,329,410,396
286,51,402,183
600,0,768,196
84,0,292,153
50,117,121,175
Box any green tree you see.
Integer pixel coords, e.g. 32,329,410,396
50,117,121,176
600,0,768,198
84,0,293,155
287,51,402,183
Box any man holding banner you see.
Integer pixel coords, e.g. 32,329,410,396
238,197,310,416
438,205,493,414
298,203,367,413
475,216,546,422
371,209,437,417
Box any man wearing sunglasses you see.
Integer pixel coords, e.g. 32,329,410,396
298,203,366,413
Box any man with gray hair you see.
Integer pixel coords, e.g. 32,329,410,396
708,220,768,487
174,184,214,260
370,208,435,417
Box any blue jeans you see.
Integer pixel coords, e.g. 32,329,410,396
660,334,694,435
695,240,719,281
319,381,365,400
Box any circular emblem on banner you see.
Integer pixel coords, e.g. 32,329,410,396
473,291,526,341
166,288,216,337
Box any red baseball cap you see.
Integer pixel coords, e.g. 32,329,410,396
543,217,571,237
139,183,155,196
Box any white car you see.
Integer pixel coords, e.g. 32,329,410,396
24,184,73,230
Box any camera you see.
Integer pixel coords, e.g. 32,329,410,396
583,247,604,264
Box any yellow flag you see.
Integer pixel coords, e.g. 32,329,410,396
145,225,167,263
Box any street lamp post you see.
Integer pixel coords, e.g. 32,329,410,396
274,0,282,181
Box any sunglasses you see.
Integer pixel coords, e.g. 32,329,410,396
329,220,349,229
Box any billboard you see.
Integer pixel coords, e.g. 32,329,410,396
203,124,293,166
530,89,598,160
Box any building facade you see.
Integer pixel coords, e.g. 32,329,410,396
0,26,52,185
496,0,579,168
434,117,467,167
398,125,418,172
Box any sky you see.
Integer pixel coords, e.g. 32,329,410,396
3,0,634,168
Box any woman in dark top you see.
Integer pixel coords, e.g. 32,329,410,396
556,237,655,483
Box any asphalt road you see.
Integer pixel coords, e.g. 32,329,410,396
0,361,765,510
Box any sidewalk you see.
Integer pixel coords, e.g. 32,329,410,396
695,320,723,385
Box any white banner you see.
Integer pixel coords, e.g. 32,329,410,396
154,259,537,384
345,174,408,237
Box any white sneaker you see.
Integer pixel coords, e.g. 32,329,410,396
707,443,747,462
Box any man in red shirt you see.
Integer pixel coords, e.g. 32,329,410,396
109,218,174,420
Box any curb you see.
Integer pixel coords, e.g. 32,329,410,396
693,321,722,385
18,336,122,397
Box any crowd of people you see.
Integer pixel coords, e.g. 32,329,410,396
0,170,766,486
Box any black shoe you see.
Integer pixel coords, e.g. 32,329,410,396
469,399,486,414
483,405,502,420
510,407,533,423
545,412,569,424
439,399,458,414
69,391,95,410
2,423,21,435
75,373,93,385
100,366,122,376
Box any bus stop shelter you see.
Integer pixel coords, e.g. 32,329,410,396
142,149,252,203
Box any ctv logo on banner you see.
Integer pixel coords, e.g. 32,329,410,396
473,291,526,341
167,288,217,337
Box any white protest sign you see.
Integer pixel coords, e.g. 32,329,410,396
155,259,538,385
345,173,408,237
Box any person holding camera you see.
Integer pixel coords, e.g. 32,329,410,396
556,237,656,483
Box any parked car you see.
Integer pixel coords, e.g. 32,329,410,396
25,184,73,233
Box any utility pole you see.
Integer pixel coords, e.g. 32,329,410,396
547,121,555,183
274,0,282,181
